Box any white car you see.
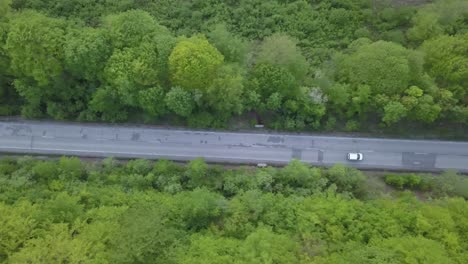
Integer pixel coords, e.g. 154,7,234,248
347,152,363,161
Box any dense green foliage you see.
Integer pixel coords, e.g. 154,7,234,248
385,171,468,198
0,156,466,263
0,0,467,133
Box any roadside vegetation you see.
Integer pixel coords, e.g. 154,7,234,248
0,0,467,137
0,156,467,263
384,171,468,198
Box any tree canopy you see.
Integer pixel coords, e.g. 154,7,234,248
0,0,467,134
0,157,466,263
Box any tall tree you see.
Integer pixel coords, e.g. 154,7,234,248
64,27,112,81
257,33,308,82
422,34,468,101
5,11,92,119
207,24,248,65
5,11,66,86
334,40,422,96
165,86,195,117
103,10,170,49
205,64,245,117
109,203,182,264
249,63,298,100
169,35,224,90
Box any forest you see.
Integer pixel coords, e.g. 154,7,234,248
0,156,467,263
0,0,467,136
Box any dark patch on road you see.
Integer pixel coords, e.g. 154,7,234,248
131,132,140,141
318,150,324,162
80,128,87,139
292,148,302,160
402,152,436,169
6,125,32,136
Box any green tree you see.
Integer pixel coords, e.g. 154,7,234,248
205,64,245,117
102,10,176,87
385,174,408,189
58,156,84,180
265,92,283,111
327,164,367,197
382,101,407,125
5,11,66,86
0,201,39,262
32,160,58,182
407,11,443,44
412,95,441,123
109,203,182,264
257,33,308,82
176,234,240,264
175,188,226,231
325,83,350,116
125,159,152,175
185,158,208,189
103,10,170,49
43,192,83,224
88,86,128,122
165,86,195,117
323,236,454,264
207,24,248,64
422,34,468,101
0,0,11,17
169,35,224,90
239,227,301,263
334,40,423,96
376,236,453,264
64,27,111,81
138,86,167,117
5,11,90,119
279,160,327,194
431,170,468,198
250,63,298,99
9,224,94,264
103,43,161,106
407,0,468,44
4,11,68,117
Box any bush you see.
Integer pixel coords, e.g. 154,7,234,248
187,112,214,128
125,159,152,175
384,174,423,190
430,170,468,198
327,164,367,198
345,120,359,132
384,174,407,189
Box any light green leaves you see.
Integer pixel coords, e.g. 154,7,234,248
169,35,224,90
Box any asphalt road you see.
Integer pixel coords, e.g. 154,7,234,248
1,120,468,172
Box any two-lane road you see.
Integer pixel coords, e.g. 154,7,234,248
1,121,467,172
